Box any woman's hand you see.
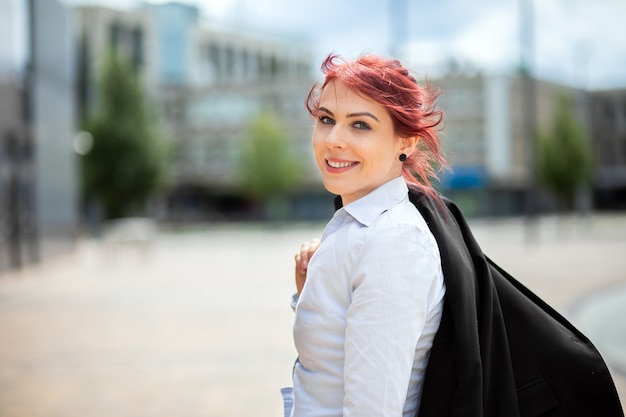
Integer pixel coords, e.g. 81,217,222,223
294,238,320,295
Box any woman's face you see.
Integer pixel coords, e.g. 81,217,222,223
312,79,405,205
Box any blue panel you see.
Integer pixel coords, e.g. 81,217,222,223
438,166,487,189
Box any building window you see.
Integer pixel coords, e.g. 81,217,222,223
604,101,615,123
207,43,220,79
270,55,278,78
259,54,269,78
109,21,122,50
241,50,250,80
131,26,143,70
225,46,234,80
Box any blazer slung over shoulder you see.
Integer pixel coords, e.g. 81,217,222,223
408,188,624,417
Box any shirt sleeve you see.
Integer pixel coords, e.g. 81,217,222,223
343,223,442,417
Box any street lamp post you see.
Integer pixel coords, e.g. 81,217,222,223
520,0,538,241
23,0,39,263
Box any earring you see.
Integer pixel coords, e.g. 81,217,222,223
399,153,407,162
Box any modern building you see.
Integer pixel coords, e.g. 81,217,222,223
74,4,156,121
433,72,589,216
1,0,77,272
153,3,316,187
74,2,320,221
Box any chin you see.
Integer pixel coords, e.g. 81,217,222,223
322,181,343,197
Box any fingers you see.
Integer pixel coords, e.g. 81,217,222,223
295,238,320,275
294,238,320,296
299,239,320,271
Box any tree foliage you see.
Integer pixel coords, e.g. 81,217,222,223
537,95,593,210
81,49,169,219
238,112,302,218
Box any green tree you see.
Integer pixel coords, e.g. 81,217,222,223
238,112,302,220
81,49,169,219
537,95,593,211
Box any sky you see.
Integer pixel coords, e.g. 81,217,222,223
4,0,626,90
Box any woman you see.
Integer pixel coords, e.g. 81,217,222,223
286,53,448,417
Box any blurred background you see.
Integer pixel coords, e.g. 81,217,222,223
1,0,626,263
0,0,625,416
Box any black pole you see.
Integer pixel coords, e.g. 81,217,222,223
24,0,39,263
7,133,22,269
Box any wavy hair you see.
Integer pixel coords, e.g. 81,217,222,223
305,53,447,197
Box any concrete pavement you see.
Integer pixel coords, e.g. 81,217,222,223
0,214,625,416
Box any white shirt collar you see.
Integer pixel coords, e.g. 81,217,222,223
342,177,408,227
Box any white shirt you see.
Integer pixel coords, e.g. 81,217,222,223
291,177,446,417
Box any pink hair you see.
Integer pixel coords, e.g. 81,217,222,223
305,53,447,198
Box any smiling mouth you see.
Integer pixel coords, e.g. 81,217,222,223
327,160,357,169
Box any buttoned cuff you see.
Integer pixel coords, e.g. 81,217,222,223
290,293,299,312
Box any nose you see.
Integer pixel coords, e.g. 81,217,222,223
324,126,345,148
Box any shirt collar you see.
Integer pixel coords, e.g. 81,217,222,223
342,177,408,227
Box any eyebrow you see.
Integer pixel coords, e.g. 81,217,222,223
318,106,380,123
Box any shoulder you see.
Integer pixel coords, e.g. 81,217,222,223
351,202,444,291
379,198,433,240
365,200,439,259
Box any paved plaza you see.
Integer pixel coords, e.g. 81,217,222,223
0,214,625,416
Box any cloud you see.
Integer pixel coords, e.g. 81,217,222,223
451,4,518,71
402,3,518,77
533,0,626,89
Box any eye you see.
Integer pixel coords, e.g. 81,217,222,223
318,115,335,125
352,121,371,130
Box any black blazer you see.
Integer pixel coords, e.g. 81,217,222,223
406,189,624,417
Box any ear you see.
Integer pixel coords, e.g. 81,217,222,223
400,136,419,156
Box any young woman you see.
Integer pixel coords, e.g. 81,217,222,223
285,53,448,417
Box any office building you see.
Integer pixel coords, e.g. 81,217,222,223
1,0,77,271
75,2,318,220
435,73,588,215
